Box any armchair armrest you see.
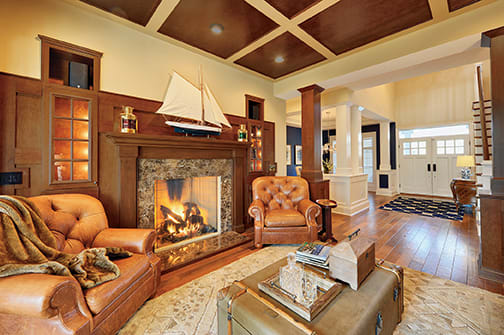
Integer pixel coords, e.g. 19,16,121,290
92,228,156,255
0,274,91,333
248,200,265,224
298,199,321,226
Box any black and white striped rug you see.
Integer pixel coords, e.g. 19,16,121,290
379,197,465,221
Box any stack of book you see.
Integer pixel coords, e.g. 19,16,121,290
295,242,331,269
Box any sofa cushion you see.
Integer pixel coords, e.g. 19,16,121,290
84,254,150,315
265,209,306,227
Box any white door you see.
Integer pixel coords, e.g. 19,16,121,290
399,136,470,197
432,137,469,196
362,133,376,191
399,138,431,195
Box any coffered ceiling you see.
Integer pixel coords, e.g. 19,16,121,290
77,0,492,80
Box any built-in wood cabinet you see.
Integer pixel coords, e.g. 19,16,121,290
39,35,101,195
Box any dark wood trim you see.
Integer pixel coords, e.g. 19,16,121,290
99,133,248,232
39,35,102,92
482,26,504,39
38,35,103,58
245,94,265,121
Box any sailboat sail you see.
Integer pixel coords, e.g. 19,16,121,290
156,69,231,135
156,72,202,122
203,84,231,128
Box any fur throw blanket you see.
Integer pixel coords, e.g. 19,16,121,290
0,196,131,288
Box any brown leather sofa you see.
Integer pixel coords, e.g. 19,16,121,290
0,194,161,335
248,176,321,248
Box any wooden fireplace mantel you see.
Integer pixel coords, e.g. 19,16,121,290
99,132,248,231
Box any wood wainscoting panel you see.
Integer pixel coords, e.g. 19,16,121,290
479,194,504,281
0,72,43,196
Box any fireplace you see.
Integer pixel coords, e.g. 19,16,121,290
154,176,221,250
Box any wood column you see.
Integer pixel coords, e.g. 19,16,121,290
483,27,504,194
298,84,329,203
299,84,324,182
479,26,504,282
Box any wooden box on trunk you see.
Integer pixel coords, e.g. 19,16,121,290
328,237,375,290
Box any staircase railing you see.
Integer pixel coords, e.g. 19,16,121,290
476,65,490,161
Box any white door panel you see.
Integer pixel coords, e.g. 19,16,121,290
433,157,450,196
399,138,431,195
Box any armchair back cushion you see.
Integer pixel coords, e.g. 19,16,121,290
252,176,310,211
29,194,108,254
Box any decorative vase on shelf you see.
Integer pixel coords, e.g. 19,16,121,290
120,106,137,134
237,124,248,142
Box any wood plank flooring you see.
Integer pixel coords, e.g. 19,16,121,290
157,193,504,296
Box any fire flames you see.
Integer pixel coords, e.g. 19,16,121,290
159,198,209,240
154,178,218,250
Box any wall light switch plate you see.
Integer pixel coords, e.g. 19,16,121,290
0,172,23,185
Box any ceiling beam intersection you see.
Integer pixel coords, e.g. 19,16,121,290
237,0,337,62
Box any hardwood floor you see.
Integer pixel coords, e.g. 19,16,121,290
332,193,503,295
157,193,504,296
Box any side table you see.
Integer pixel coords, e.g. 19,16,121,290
316,199,338,243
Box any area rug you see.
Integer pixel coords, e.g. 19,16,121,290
120,246,504,335
380,197,465,221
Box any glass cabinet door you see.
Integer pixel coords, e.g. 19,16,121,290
51,95,91,183
249,123,263,172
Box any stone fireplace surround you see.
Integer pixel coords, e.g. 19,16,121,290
137,158,233,234
98,133,248,232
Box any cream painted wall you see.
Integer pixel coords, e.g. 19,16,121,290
394,61,491,128
352,83,395,121
0,0,287,174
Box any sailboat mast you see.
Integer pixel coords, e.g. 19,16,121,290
200,65,204,124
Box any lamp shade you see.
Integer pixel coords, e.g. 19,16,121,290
456,155,475,167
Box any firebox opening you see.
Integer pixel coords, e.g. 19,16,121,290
154,176,221,251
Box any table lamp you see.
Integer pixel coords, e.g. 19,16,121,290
456,155,475,179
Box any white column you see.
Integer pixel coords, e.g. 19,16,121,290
325,103,369,216
335,104,352,175
379,121,391,171
351,105,363,174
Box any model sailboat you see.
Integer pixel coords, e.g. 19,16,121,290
156,68,231,136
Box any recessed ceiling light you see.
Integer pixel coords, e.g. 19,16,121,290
274,56,285,63
210,24,224,35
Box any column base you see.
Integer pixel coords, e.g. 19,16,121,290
324,173,370,216
376,169,399,197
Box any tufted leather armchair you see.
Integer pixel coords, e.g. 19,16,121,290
249,176,321,248
0,194,161,335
